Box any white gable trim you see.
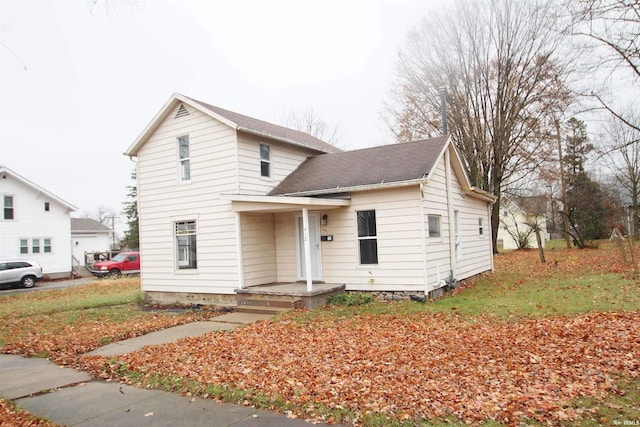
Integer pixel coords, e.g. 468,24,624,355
0,165,77,211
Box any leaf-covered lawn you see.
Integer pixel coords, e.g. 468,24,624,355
3,244,640,426
81,245,640,425
82,311,639,425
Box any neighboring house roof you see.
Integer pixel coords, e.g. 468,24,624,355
0,165,77,211
71,218,112,234
125,93,341,157
504,196,547,217
514,196,547,216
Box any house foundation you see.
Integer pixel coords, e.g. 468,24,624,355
143,291,236,307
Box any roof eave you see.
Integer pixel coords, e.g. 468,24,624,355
464,187,497,203
0,165,77,211
279,178,429,197
237,127,338,154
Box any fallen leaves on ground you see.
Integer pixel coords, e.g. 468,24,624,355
1,307,224,367
0,399,57,427
82,310,640,425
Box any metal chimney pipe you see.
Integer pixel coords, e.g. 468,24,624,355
439,87,448,135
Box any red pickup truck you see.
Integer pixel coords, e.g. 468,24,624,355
89,251,140,278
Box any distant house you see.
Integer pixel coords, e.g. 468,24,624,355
124,93,496,305
0,165,77,279
497,197,549,250
71,218,113,265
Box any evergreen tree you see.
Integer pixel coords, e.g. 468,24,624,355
563,118,605,247
121,169,139,250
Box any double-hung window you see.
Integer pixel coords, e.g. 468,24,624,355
32,239,40,254
44,239,52,253
260,144,271,177
3,196,14,220
20,239,28,254
357,210,378,265
428,215,441,238
175,220,197,269
178,136,191,181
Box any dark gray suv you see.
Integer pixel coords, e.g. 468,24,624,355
0,260,44,288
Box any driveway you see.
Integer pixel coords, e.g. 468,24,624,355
0,276,98,297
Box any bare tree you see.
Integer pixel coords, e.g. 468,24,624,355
384,0,572,252
562,0,640,132
82,205,118,228
601,109,640,234
280,107,343,146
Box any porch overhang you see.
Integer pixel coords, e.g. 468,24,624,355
220,194,351,213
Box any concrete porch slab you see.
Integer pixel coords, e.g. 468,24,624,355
236,283,345,309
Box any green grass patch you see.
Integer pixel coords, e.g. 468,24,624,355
0,278,142,319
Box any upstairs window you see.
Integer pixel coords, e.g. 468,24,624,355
44,202,50,212
478,218,484,236
3,195,14,220
357,210,378,265
260,144,271,177
178,135,191,181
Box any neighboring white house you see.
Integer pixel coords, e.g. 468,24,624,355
124,93,496,305
0,165,77,279
71,217,113,266
497,197,549,250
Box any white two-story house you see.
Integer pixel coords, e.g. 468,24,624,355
125,93,496,305
0,165,77,279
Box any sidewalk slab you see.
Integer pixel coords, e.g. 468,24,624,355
87,321,241,357
16,381,326,427
0,355,91,400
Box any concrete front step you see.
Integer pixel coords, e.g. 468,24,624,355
237,295,303,309
233,305,292,315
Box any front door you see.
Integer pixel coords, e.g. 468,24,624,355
296,212,322,281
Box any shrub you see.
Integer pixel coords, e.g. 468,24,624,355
327,292,374,306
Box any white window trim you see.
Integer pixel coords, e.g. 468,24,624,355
177,135,191,183
172,215,199,274
427,214,443,242
355,209,379,267
3,194,15,221
260,143,271,179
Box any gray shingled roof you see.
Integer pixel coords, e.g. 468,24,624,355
71,218,112,233
185,96,342,155
269,136,449,196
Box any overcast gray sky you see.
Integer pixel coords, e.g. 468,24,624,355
0,0,444,232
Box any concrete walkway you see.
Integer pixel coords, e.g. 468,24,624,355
0,312,341,426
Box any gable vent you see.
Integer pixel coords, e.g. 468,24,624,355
175,104,190,119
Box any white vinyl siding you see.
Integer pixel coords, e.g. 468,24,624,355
274,186,427,291
236,133,318,195
241,213,277,286
137,105,240,295
0,183,72,277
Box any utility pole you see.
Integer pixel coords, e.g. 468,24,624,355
554,118,572,249
107,216,117,251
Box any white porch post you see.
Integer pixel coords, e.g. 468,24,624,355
301,207,313,292
235,211,244,288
